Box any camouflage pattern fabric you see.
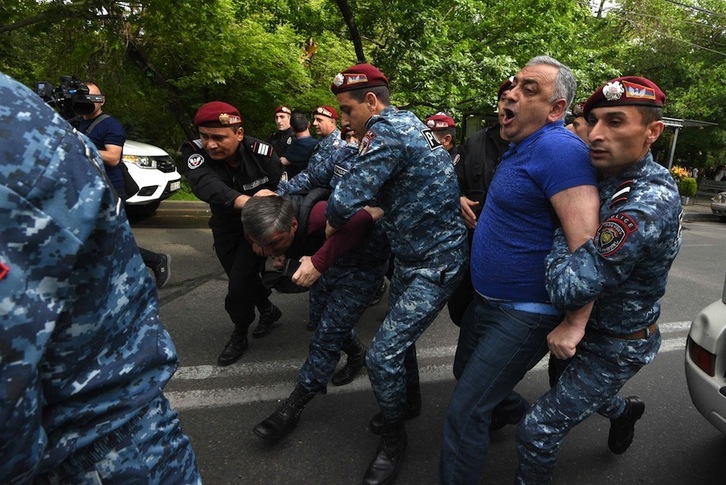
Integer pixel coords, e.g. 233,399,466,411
325,105,468,420
276,129,345,195
0,72,199,484
515,152,682,484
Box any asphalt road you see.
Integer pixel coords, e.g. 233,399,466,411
131,207,726,485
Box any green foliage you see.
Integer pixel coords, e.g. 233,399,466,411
0,0,722,163
678,177,698,197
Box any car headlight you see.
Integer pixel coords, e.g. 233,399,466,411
122,154,157,169
712,193,726,203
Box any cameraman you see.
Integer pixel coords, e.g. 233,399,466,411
78,81,172,288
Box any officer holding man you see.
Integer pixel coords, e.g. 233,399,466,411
182,101,283,366
327,63,467,484
516,77,682,484
269,105,294,156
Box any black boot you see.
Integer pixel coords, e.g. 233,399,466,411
252,303,282,338
369,382,422,435
217,326,248,366
363,418,407,485
331,335,367,386
608,396,645,454
253,384,316,441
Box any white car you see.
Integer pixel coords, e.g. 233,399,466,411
122,140,181,217
685,274,726,435
711,192,726,219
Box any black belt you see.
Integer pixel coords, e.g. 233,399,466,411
590,322,658,340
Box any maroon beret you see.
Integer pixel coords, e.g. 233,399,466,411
313,105,338,120
498,77,514,99
571,101,585,117
331,64,390,94
274,105,292,115
194,101,242,127
340,125,354,139
425,112,456,130
583,76,666,118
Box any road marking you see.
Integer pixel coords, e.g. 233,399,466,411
167,321,692,411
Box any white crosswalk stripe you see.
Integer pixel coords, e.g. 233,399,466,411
167,321,692,411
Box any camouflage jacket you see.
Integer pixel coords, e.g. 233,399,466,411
0,72,178,482
545,152,683,333
325,106,466,264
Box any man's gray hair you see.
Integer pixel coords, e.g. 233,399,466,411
526,56,577,111
241,196,295,243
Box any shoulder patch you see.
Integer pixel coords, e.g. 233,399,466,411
253,142,273,157
452,153,461,166
0,262,8,281
595,212,638,257
333,164,349,179
286,136,293,145
609,179,633,209
359,130,377,156
421,128,442,150
187,153,205,170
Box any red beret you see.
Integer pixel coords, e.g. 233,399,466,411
194,101,242,127
331,63,390,94
571,101,585,117
340,125,354,139
583,76,666,118
425,112,456,130
313,105,338,120
498,77,514,99
274,105,292,115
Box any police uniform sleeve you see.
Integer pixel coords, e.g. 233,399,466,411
182,141,245,206
278,149,336,196
325,122,400,228
545,209,654,310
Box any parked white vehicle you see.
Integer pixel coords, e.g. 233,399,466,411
122,140,181,217
685,275,726,436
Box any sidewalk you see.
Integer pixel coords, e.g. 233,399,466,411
158,198,722,223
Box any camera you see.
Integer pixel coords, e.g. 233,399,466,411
35,75,103,119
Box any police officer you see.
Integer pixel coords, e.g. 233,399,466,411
425,112,458,159
0,72,200,483
182,101,283,366
566,101,588,142
312,105,344,153
247,144,390,442
327,63,467,484
516,77,682,484
269,105,294,156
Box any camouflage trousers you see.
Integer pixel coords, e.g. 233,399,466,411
298,262,387,393
38,395,200,485
368,253,466,421
515,329,661,485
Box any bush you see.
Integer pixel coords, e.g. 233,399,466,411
678,177,697,197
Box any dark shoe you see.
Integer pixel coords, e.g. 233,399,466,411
363,419,407,485
370,383,422,435
369,279,388,306
608,396,645,454
490,396,530,432
153,253,172,289
252,303,282,338
253,385,316,441
217,327,248,366
331,336,367,386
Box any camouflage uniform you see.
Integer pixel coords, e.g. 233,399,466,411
277,128,344,195
516,152,682,484
0,72,200,484
326,106,467,420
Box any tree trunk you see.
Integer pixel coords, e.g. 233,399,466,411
334,0,366,63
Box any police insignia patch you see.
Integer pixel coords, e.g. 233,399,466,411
187,153,205,170
0,262,8,280
359,130,376,155
421,128,442,150
452,153,461,166
253,142,272,157
595,213,638,257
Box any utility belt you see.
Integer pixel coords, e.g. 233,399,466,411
588,322,659,340
36,406,146,484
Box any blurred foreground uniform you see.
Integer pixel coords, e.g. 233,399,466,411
0,72,199,484
516,76,682,484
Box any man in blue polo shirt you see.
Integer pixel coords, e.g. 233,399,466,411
440,56,601,484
